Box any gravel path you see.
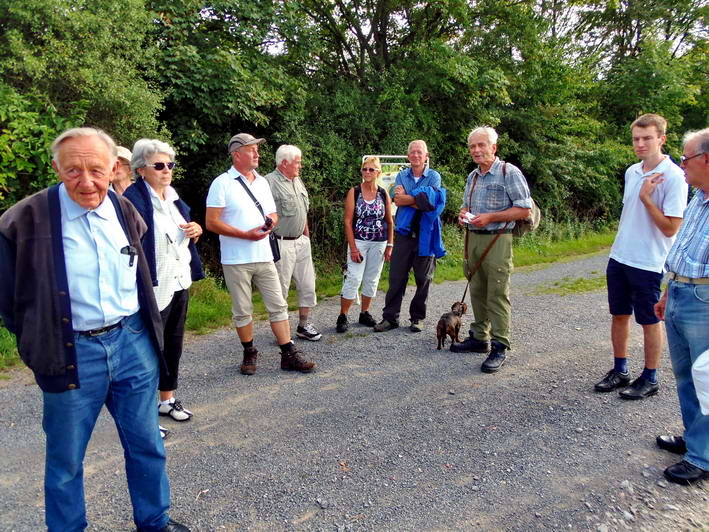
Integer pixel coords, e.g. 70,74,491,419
1,253,707,531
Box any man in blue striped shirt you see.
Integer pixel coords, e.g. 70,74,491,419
654,127,709,484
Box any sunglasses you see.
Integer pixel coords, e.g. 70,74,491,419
680,152,704,164
361,167,379,173
145,162,176,171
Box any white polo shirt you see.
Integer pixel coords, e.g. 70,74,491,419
609,155,688,273
206,166,277,265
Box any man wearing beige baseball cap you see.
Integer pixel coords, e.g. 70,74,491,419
206,133,316,375
110,145,134,195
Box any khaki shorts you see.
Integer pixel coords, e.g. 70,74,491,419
274,235,317,308
223,262,289,327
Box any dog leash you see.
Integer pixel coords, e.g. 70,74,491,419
460,223,510,303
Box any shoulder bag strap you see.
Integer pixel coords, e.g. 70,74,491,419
235,176,267,222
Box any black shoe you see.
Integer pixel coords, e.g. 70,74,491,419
594,369,631,392
138,519,191,532
619,376,659,400
481,343,507,373
656,435,687,455
358,311,376,327
336,314,349,333
450,335,490,353
664,460,709,485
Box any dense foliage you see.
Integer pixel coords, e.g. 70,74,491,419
1,0,706,264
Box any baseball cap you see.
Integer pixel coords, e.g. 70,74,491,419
228,133,265,154
116,146,132,162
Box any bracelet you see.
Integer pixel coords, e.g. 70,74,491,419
386,243,393,247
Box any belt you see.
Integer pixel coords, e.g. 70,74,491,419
469,228,513,235
77,319,124,337
667,272,709,285
275,234,302,241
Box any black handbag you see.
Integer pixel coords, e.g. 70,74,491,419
235,176,280,262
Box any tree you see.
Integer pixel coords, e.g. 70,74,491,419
1,0,164,145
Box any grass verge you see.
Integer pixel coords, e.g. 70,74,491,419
0,221,615,371
530,274,607,296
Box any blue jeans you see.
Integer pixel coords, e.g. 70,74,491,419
42,313,170,531
664,281,709,470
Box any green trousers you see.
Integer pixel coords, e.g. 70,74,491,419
465,232,513,349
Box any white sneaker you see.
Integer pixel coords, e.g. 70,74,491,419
159,425,170,440
158,400,193,422
296,323,322,341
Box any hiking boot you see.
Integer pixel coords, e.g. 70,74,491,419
336,314,349,333
481,341,507,373
450,334,490,353
240,346,258,375
281,347,316,373
373,319,398,332
358,311,376,327
296,323,322,341
410,320,424,332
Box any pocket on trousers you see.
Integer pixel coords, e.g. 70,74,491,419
694,285,709,304
124,316,146,335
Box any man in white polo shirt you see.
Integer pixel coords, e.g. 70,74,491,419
595,114,687,399
205,133,316,375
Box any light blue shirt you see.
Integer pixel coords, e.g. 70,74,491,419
59,184,139,331
665,189,709,278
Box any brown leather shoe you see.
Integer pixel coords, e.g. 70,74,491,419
281,347,316,373
240,347,258,375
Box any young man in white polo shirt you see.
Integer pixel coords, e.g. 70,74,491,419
595,114,687,399
206,133,316,375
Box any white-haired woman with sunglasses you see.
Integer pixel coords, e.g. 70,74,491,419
336,157,394,332
124,139,204,438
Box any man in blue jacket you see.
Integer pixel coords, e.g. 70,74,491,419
374,140,445,333
0,128,189,532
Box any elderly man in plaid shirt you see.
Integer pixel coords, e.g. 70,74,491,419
654,127,709,484
451,127,532,374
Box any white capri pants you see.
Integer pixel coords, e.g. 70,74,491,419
341,239,388,300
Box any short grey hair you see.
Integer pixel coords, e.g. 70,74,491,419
408,139,428,154
275,144,302,166
467,127,498,146
683,128,709,154
51,127,117,163
130,138,176,177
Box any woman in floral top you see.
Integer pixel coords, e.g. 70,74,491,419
336,157,394,332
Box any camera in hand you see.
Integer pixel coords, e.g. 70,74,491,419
262,217,273,231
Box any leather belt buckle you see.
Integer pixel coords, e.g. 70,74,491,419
79,320,123,337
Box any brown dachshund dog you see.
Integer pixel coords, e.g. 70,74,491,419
436,301,468,350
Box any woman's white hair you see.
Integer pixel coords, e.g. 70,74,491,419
467,127,498,146
131,139,176,177
276,145,302,166
51,127,117,163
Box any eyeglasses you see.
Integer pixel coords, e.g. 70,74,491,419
361,167,379,173
145,162,176,171
680,152,704,164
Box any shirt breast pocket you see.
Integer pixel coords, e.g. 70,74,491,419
118,246,139,291
483,184,507,210
281,197,297,216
